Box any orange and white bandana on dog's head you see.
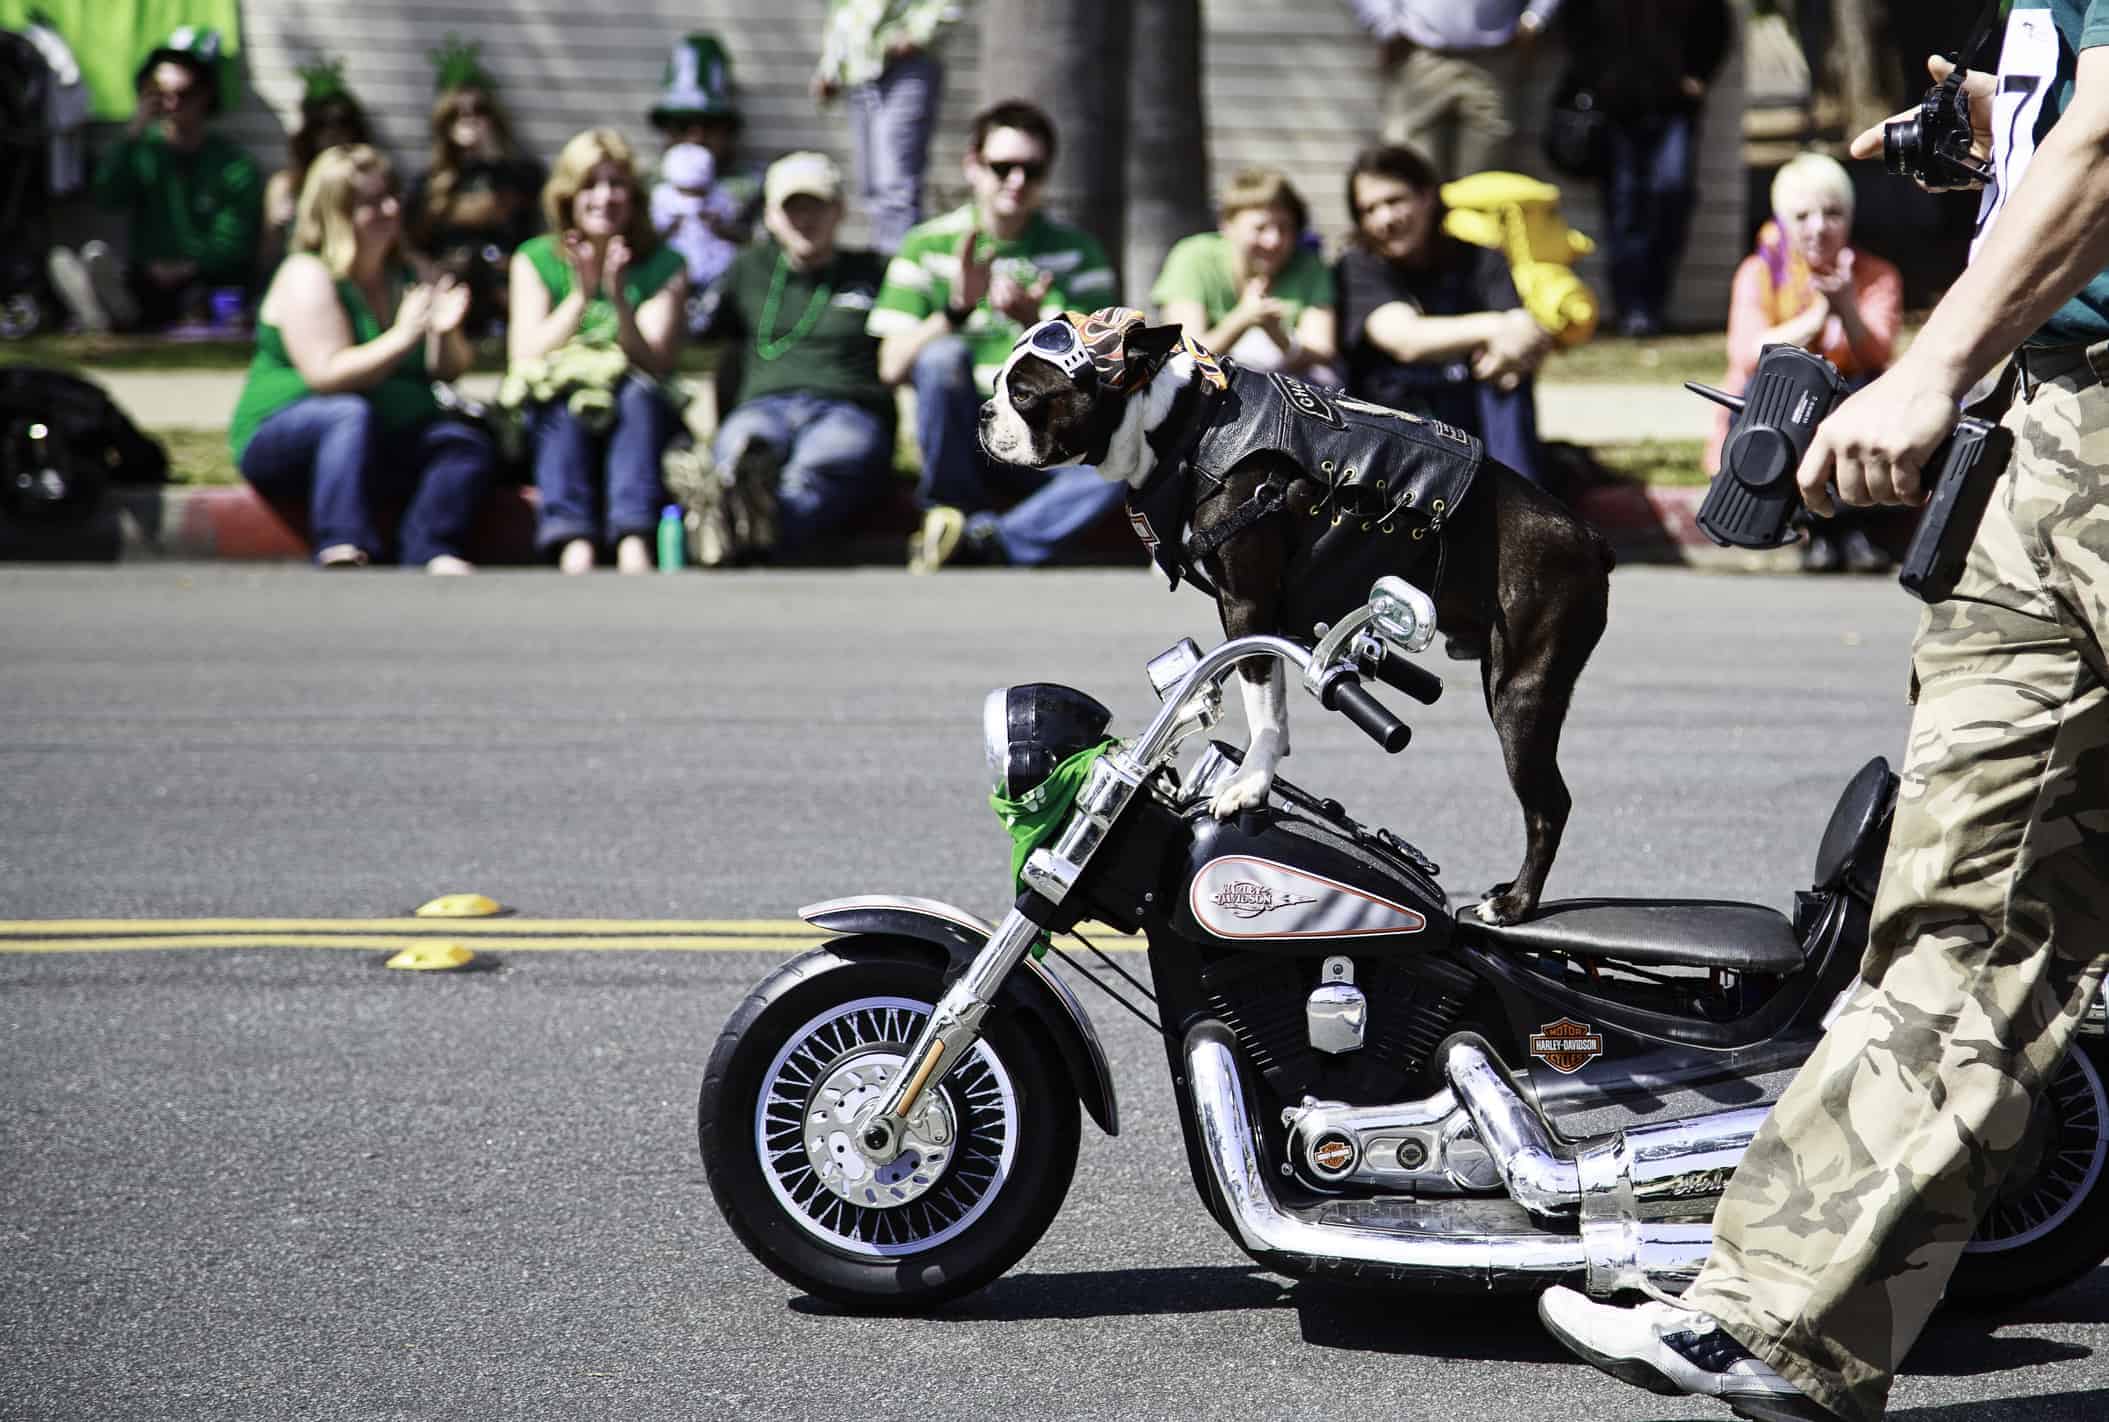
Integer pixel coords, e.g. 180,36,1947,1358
1065,306,1229,395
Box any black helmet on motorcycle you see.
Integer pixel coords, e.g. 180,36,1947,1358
983,683,1114,799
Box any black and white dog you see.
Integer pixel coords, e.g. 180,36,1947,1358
979,307,1611,924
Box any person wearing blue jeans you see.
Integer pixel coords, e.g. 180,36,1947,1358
812,3,959,255
1602,112,1696,338
239,396,494,566
526,378,680,560
696,152,899,561
712,393,890,553
1560,0,1730,336
910,333,1125,565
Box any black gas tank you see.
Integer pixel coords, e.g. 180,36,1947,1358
1173,805,1452,954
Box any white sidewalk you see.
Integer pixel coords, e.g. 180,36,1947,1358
85,368,1719,444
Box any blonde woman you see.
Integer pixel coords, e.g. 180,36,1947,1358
508,129,687,574
1152,167,1338,378
228,144,491,571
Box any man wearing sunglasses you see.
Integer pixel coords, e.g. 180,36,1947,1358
867,99,1121,570
49,26,261,334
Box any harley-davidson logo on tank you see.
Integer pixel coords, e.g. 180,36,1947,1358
1190,855,1428,940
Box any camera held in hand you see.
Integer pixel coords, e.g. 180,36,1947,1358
1687,345,2013,604
1884,68,1994,190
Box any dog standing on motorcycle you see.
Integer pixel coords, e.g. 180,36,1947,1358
978,305,1612,926
1540,9,2109,1421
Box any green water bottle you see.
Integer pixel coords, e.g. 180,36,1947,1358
657,503,685,573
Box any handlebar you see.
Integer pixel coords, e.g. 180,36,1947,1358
1320,668,1411,752
1356,637,1444,706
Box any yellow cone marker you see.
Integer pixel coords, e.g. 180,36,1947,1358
414,893,502,919
385,942,477,972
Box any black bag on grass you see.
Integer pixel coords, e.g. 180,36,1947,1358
0,365,166,523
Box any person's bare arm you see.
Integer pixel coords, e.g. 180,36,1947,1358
1799,46,2109,511
615,274,687,378
1364,302,1536,366
273,256,426,392
1291,305,1339,371
507,249,586,365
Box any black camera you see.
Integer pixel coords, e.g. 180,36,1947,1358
1687,345,2014,604
1884,68,1993,190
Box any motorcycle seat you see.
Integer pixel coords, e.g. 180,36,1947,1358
1473,897,1804,975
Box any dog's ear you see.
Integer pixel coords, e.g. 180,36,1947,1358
1125,322,1186,369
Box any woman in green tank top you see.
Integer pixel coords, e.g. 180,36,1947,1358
508,129,688,574
230,144,494,570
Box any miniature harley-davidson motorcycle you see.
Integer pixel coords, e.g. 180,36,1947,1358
699,578,2109,1311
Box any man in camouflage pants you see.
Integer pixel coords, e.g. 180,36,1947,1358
1539,6,2109,1420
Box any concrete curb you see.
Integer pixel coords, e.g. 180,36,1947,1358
0,478,1794,571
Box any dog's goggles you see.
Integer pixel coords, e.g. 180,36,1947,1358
1022,317,1095,382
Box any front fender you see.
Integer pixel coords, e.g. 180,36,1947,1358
800,894,1120,1136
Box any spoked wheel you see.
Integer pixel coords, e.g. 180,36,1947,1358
1949,1036,2109,1309
700,940,1079,1309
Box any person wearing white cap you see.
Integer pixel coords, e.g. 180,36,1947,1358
650,141,742,319
694,151,896,560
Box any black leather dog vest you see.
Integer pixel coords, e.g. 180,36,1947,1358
1127,367,1484,632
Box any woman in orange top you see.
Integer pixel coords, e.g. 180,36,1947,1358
1711,153,1904,572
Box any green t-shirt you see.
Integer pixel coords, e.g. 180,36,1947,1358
867,204,1118,395
91,132,262,283
1992,0,2109,344
1149,232,1335,333
518,235,686,348
227,266,439,461
704,241,894,423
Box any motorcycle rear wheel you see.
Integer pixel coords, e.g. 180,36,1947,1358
1948,1035,2109,1309
699,942,1080,1310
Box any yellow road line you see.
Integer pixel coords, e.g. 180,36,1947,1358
0,918,816,936
0,922,1149,955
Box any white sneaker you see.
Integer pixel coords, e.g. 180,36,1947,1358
45,246,108,333
1537,1286,1838,1421
80,242,141,330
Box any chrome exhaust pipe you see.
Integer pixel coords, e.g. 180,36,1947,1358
1185,1021,1713,1294
1443,1036,1768,1224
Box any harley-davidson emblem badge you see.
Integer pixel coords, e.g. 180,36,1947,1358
1189,855,1427,940
1311,1134,1356,1174
1528,1018,1605,1075
1208,881,1318,919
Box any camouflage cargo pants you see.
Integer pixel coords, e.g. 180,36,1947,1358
1681,345,2109,1422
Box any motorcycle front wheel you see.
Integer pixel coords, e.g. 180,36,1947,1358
1949,1035,2109,1309
699,939,1080,1310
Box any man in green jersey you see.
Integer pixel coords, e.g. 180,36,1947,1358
1540,7,2109,1420
49,27,262,333
866,99,1119,569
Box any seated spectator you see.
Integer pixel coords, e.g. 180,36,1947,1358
867,99,1120,571
697,152,895,561
47,27,262,333
1713,152,1904,573
408,39,545,338
226,145,493,572
1334,143,1549,485
262,58,372,272
649,34,762,242
1152,166,1338,380
650,142,742,331
507,129,687,575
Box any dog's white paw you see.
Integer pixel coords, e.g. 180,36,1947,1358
1471,898,1502,925
1209,770,1271,820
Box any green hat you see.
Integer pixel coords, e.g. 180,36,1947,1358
429,33,499,95
296,56,352,105
650,33,739,127
135,26,226,115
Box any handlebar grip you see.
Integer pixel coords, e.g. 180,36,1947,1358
1321,671,1411,753
1364,643,1444,705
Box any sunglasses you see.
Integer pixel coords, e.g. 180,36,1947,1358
1024,318,1092,380
984,158,1048,183
454,102,492,119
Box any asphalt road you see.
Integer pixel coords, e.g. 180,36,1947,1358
4,566,2104,1421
